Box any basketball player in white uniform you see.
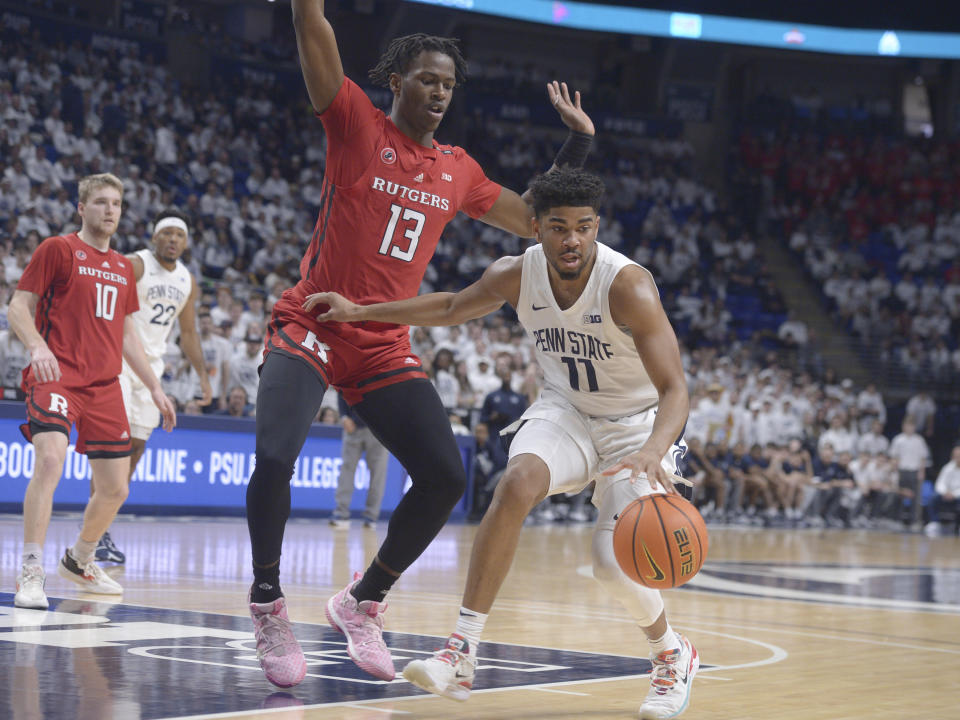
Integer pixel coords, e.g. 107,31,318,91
303,168,699,719
94,209,212,563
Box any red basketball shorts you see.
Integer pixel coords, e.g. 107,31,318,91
21,378,132,457
264,320,428,405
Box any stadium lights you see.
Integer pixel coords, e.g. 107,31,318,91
405,0,960,59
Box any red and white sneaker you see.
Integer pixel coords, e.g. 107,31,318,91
325,572,395,681
639,634,699,719
249,595,307,688
402,633,476,702
58,549,122,595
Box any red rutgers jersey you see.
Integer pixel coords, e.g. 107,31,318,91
17,233,138,387
272,77,502,348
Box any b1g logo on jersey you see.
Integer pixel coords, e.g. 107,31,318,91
380,147,396,164
583,314,602,324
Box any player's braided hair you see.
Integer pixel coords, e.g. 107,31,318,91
529,168,605,218
368,33,467,87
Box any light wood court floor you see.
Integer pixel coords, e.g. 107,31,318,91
1,514,959,719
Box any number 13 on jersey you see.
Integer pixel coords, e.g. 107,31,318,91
379,203,425,263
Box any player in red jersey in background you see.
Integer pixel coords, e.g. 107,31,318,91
245,0,595,688
10,173,176,611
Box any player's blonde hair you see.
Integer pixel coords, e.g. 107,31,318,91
78,173,124,203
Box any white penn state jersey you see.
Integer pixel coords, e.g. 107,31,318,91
516,242,659,418
125,249,192,362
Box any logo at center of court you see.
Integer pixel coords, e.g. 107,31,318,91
380,147,396,164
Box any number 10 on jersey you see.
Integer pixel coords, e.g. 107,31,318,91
95,282,118,321
379,203,425,262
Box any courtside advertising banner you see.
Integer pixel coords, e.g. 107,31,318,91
0,404,474,516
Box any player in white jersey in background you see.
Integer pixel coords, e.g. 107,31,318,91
304,168,699,720
93,209,212,563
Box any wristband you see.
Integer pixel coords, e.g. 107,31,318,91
554,130,593,168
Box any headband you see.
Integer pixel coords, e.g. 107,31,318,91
154,217,189,236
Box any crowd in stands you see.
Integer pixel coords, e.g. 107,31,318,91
1,25,957,533
735,121,960,391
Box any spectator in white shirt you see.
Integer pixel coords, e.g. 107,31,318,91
778,312,809,348
468,356,500,399
431,348,460,410
259,166,290,200
855,383,886,433
230,333,265,405
818,414,858,456
905,391,936,438
888,419,931,527
698,384,732,446
24,146,55,185
196,309,233,411
924,446,960,536
857,420,889,455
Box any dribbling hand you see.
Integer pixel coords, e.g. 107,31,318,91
601,449,692,494
547,80,595,136
302,291,362,322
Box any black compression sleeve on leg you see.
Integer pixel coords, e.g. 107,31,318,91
246,353,327,588
554,129,593,168
353,379,467,575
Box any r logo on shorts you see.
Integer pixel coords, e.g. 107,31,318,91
48,393,69,416
300,331,330,363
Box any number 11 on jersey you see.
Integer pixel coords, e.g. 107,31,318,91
561,355,599,392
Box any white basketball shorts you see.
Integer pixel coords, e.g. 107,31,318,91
119,357,164,441
505,388,687,513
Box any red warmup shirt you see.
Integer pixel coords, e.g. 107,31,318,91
17,233,138,387
272,77,503,348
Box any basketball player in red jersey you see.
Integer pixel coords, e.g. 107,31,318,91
10,173,177,611
245,0,595,688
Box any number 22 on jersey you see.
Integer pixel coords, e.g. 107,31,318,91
378,204,425,263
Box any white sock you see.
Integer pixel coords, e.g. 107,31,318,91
454,606,487,655
648,624,680,656
71,537,98,565
22,543,42,568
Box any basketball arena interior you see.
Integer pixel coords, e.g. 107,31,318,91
1,1,959,718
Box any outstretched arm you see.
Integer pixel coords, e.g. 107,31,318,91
302,255,523,326
601,265,690,493
292,0,345,114
479,81,596,238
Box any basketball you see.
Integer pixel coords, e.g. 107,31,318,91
613,493,708,590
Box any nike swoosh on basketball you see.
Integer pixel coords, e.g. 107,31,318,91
641,542,665,581
532,304,549,311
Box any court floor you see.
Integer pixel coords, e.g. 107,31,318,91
1,513,959,719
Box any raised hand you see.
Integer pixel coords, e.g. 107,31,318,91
547,80,594,136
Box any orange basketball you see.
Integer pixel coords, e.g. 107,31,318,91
613,493,709,590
